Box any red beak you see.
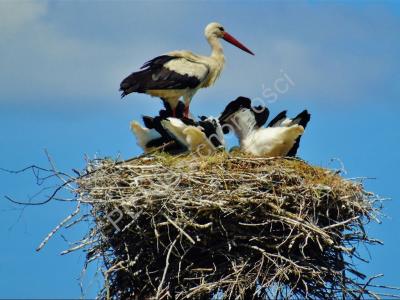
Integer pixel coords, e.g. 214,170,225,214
223,32,254,55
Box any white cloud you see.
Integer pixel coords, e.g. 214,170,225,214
0,2,119,103
0,1,190,105
0,1,47,36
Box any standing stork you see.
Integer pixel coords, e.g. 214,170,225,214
120,22,254,117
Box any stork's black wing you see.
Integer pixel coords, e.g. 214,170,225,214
251,105,269,128
267,111,288,127
219,97,269,134
120,55,208,98
218,96,252,123
287,110,311,157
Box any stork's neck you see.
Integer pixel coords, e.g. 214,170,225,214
208,36,225,61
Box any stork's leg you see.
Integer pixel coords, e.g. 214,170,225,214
183,95,192,118
161,97,179,117
183,106,189,118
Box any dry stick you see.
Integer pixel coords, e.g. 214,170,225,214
61,240,93,255
163,213,195,245
5,178,75,206
64,214,89,229
36,202,81,251
5,151,153,206
45,149,75,185
323,216,360,230
156,237,178,299
368,284,400,291
267,210,335,246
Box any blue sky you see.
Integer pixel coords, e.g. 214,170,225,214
1,0,399,298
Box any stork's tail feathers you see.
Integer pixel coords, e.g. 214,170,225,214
120,70,150,98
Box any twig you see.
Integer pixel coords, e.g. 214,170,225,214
36,202,81,251
163,214,195,245
156,238,178,299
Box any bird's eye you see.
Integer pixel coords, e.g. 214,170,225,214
218,26,224,31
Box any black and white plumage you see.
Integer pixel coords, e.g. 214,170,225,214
219,96,269,134
131,100,225,154
219,97,311,157
267,109,311,157
130,122,162,153
131,95,310,156
130,101,187,154
120,22,254,117
161,116,225,154
121,56,201,96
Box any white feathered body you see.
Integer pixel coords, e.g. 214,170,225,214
225,107,305,157
241,125,304,157
161,117,224,154
130,121,161,153
146,50,224,109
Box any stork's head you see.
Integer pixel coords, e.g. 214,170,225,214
205,22,254,55
205,22,225,38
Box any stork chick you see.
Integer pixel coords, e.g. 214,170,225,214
130,101,187,154
161,116,225,154
219,97,311,157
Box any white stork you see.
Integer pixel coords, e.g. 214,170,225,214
219,97,311,157
120,22,254,117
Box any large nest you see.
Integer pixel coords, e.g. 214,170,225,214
67,152,384,300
